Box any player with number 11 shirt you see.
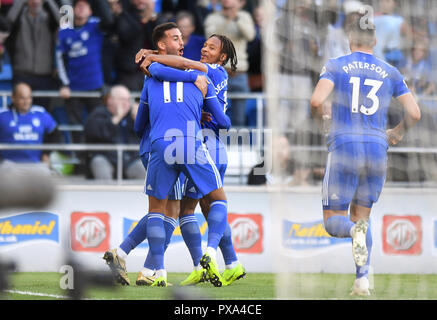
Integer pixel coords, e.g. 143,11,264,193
310,17,421,296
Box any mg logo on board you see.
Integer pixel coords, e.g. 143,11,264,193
71,212,110,252
383,215,422,255
228,214,263,253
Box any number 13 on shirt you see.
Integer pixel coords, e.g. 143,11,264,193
349,76,383,116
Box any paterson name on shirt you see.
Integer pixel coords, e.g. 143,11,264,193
341,61,389,79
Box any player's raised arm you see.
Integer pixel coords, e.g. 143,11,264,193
204,82,231,130
387,92,421,146
140,54,208,74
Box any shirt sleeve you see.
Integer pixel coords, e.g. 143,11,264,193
204,78,231,130
319,59,336,84
393,68,411,98
148,62,198,83
56,33,70,86
43,111,58,134
134,100,149,139
139,76,148,104
136,77,149,138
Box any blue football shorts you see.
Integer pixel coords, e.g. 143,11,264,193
184,147,228,199
141,152,184,201
322,142,387,211
145,137,223,200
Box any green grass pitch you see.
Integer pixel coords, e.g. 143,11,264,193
4,272,274,300
3,272,437,300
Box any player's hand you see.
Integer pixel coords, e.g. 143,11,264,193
135,49,158,64
59,86,71,99
322,115,331,135
139,55,156,77
386,128,404,146
201,111,212,125
194,75,209,98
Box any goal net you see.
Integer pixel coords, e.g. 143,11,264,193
263,0,437,299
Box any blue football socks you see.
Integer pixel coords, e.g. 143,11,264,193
180,214,203,267
143,215,177,270
219,223,238,266
119,213,148,256
324,215,355,238
206,200,228,250
146,213,166,270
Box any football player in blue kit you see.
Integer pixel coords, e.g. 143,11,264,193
143,30,232,286
310,18,421,295
137,34,246,287
103,22,208,286
104,23,232,287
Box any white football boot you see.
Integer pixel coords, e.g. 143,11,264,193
351,219,369,267
350,277,371,296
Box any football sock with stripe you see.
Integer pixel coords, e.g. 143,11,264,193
180,214,203,267
219,223,238,267
206,200,228,252
324,215,355,238
146,213,166,271
143,216,177,270
163,216,177,250
119,213,148,256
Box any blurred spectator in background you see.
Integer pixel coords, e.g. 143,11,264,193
374,0,412,68
84,85,144,180
56,0,113,142
247,4,263,92
110,0,160,91
204,0,256,127
276,0,320,132
160,0,208,36
0,0,13,16
321,0,365,62
0,2,10,80
0,83,61,173
6,0,60,110
247,135,293,185
177,11,205,61
403,37,435,96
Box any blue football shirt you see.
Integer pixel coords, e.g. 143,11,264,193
202,63,229,150
0,106,57,162
57,17,104,91
320,51,410,151
147,71,206,144
135,76,151,156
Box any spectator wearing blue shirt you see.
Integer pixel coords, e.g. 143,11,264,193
0,83,60,168
57,0,113,142
176,11,205,61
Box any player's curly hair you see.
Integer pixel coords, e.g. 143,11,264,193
209,34,238,73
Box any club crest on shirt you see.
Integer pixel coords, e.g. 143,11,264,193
32,118,40,127
81,31,89,41
320,66,327,76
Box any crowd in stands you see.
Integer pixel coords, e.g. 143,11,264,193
0,0,435,184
